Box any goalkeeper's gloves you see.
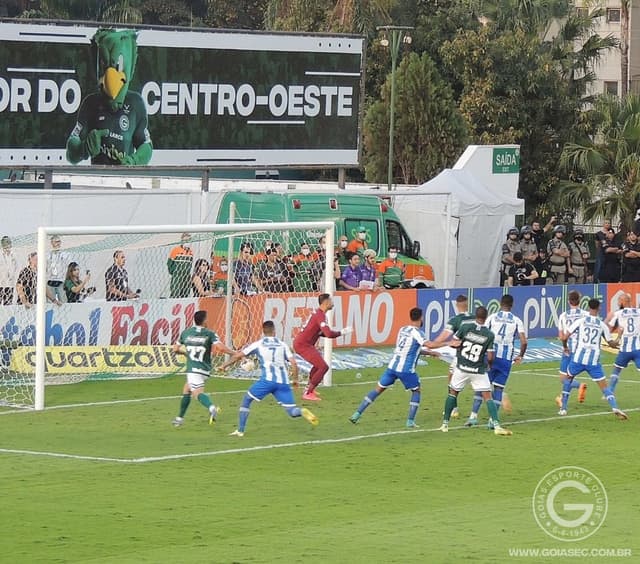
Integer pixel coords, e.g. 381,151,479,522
341,326,353,336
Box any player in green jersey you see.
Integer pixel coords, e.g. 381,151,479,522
171,310,235,427
427,295,474,419
428,306,513,436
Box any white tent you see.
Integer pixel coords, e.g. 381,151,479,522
392,168,525,288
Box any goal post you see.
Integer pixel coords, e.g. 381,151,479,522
26,221,336,411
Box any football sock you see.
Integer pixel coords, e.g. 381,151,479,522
561,379,573,410
197,392,213,409
486,398,500,425
602,387,619,409
178,393,191,417
357,389,381,414
286,406,302,418
443,394,457,422
609,369,621,392
471,392,483,415
238,395,253,431
408,390,420,421
559,378,580,392
492,386,503,414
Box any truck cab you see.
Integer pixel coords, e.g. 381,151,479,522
216,190,435,288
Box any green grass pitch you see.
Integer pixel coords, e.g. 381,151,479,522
1,354,638,563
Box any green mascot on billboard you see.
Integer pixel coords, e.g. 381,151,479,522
66,28,153,165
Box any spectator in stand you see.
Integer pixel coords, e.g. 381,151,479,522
621,230,640,282
17,253,58,307
568,229,590,284
167,232,194,298
340,252,364,291
519,226,538,264
292,242,321,292
594,219,612,283
0,235,18,305
500,227,521,286
257,248,290,293
192,258,216,297
209,255,228,296
531,216,556,250
547,225,571,284
47,235,70,303
64,262,96,303
253,240,274,265
273,243,295,292
361,249,382,291
105,250,139,301
233,242,262,295
599,228,622,283
506,252,538,286
335,234,350,276
377,246,406,289
346,226,368,257
533,248,550,285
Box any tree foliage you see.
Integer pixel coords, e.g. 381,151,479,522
555,95,640,231
363,52,468,184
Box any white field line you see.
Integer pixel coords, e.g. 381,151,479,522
1,407,638,464
1,366,638,416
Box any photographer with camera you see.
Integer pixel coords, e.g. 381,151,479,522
64,262,96,303
506,252,538,286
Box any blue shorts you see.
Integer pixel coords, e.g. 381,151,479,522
248,380,295,407
378,368,420,390
614,350,640,370
559,352,572,374
567,361,605,381
488,357,512,388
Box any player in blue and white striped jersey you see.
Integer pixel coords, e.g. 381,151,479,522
607,293,640,392
560,298,627,419
555,290,588,408
466,295,526,426
349,307,429,428
221,320,318,436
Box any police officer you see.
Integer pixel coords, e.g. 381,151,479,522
568,228,590,284
520,225,539,264
621,230,640,282
547,225,570,284
500,227,521,286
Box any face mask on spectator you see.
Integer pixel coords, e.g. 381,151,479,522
220,263,228,272
340,240,348,248
301,248,310,256
389,252,398,259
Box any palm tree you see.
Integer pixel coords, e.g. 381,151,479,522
328,0,394,35
100,0,143,24
621,0,630,96
556,95,640,231
548,7,617,102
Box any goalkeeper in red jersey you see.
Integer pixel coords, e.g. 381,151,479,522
294,293,352,401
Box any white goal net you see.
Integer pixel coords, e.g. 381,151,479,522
0,221,334,410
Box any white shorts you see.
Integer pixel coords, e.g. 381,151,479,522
450,367,491,392
186,372,207,390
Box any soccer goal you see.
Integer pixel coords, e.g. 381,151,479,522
0,221,334,410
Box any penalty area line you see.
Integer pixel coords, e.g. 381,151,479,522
1,407,637,464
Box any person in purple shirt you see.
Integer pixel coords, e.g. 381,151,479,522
361,249,382,291
340,252,364,290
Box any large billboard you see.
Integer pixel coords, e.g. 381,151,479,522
0,21,364,168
